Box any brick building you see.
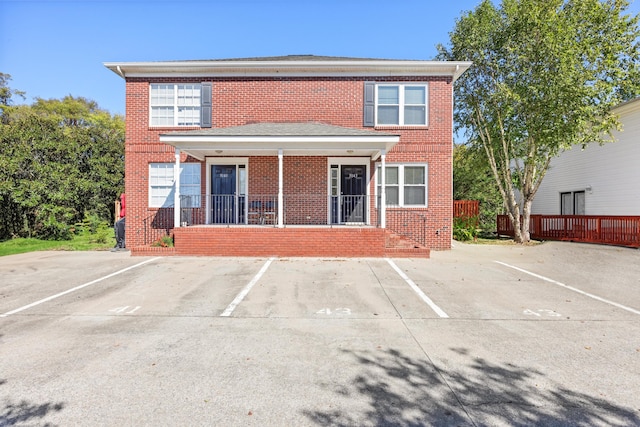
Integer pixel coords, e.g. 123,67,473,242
104,56,471,257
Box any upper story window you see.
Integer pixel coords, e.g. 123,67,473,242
375,84,428,126
150,84,201,127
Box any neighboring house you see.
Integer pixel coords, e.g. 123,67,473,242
532,97,640,216
104,55,471,257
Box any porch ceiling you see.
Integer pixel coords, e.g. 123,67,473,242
159,122,400,160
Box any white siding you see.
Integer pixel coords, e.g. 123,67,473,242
532,99,640,215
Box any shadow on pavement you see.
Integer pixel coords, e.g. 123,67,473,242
303,347,639,426
0,379,65,427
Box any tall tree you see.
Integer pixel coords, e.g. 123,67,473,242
0,91,124,240
438,0,640,242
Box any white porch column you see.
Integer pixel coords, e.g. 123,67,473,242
173,148,181,228
278,149,284,228
380,150,386,229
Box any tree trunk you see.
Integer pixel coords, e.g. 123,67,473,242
520,198,532,243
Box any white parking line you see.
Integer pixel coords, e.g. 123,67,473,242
385,258,449,318
0,257,161,318
220,257,275,317
495,261,640,316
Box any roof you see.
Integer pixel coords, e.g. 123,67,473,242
164,122,398,138
159,122,400,160
104,55,472,82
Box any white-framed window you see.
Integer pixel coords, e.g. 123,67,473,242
149,163,201,208
376,84,428,126
376,164,428,207
150,84,201,127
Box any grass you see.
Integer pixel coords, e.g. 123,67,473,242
0,225,115,257
458,230,542,246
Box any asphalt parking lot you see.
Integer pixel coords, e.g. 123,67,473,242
1,241,639,426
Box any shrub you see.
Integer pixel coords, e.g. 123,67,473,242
151,235,174,248
35,206,75,240
453,216,479,242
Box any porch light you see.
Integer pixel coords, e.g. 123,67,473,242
215,150,223,154
585,185,592,193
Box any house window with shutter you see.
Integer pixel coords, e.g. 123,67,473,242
364,83,428,127
150,83,211,127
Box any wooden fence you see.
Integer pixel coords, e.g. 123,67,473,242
454,200,479,219
497,214,640,248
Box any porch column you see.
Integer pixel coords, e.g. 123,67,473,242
278,148,284,228
380,150,386,229
174,148,181,228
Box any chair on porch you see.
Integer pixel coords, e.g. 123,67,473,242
248,200,262,225
263,200,276,225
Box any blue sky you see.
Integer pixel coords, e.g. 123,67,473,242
1,0,639,116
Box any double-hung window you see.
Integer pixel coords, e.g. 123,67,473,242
376,84,428,126
376,164,428,207
149,163,201,208
150,84,201,127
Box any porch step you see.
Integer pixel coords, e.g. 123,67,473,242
384,231,430,258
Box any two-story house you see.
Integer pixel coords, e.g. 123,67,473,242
104,56,471,257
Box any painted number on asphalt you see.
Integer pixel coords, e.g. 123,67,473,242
109,306,141,315
316,308,351,315
523,309,561,317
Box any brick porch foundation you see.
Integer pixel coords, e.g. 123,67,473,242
130,226,430,258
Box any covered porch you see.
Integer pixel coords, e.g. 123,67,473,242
134,123,430,257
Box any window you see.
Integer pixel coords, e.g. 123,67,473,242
375,84,428,126
560,191,585,215
149,163,201,208
376,164,428,207
150,84,201,127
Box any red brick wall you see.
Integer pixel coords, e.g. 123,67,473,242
173,227,386,257
123,75,453,250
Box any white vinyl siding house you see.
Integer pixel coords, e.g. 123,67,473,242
532,97,640,215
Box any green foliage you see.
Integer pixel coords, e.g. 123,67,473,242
36,205,75,240
438,0,640,242
151,235,174,248
453,144,503,231
0,221,115,256
0,76,124,240
453,216,480,241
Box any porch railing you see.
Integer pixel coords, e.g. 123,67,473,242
138,194,430,248
497,214,640,248
178,194,375,227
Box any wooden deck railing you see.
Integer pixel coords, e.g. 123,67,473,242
497,214,640,248
454,200,479,219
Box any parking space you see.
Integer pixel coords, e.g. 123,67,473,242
1,242,639,426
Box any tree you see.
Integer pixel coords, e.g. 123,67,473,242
0,86,124,240
438,0,640,243
0,73,26,123
453,143,502,232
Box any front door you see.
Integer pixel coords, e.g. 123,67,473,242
211,165,236,224
340,165,366,223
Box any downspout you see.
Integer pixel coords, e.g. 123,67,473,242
174,148,181,228
380,150,386,229
278,149,284,228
